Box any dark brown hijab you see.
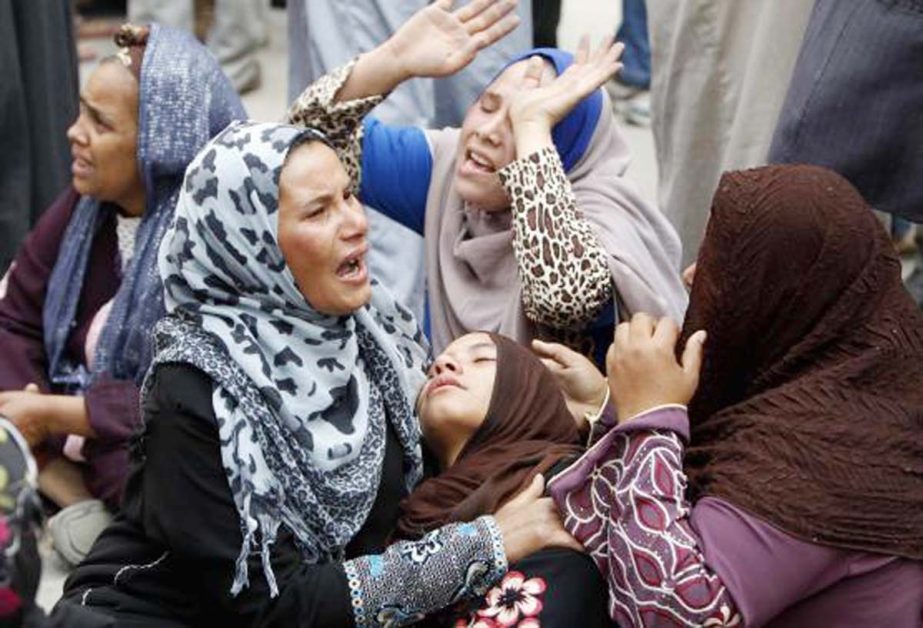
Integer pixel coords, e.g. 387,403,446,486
396,333,582,540
681,164,923,559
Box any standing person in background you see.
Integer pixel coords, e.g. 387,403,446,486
287,0,533,322
0,0,78,275
769,0,923,305
532,0,561,47
606,0,651,127
128,0,265,93
646,0,814,265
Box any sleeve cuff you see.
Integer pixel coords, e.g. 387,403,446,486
612,404,690,441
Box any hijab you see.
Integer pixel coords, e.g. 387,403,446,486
42,24,245,391
422,48,686,354
154,121,430,595
681,164,923,559
396,333,581,540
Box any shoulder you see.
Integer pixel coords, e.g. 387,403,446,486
144,362,217,427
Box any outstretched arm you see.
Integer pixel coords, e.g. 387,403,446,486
500,37,625,328
336,0,521,103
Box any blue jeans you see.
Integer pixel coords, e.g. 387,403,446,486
615,0,650,89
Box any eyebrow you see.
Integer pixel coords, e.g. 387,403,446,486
80,96,113,126
466,341,497,354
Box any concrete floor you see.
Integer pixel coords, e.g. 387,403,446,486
41,0,652,612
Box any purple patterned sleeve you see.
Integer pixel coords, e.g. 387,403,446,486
549,407,741,627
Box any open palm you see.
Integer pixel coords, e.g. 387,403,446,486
388,0,520,79
509,36,624,128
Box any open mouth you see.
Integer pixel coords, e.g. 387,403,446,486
336,247,368,282
465,148,496,174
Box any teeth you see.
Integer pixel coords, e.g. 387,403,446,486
469,151,492,169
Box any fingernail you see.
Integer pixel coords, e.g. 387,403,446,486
693,330,707,343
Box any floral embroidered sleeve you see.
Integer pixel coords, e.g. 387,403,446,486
344,516,507,627
548,407,741,627
498,148,613,330
285,59,382,192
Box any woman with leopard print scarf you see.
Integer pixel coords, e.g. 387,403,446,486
286,0,688,371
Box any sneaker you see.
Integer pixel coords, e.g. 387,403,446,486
47,499,112,567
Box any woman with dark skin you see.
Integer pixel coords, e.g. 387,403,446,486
0,24,243,563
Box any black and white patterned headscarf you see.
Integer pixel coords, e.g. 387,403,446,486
154,120,429,596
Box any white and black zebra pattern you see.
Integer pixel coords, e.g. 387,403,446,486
154,120,430,596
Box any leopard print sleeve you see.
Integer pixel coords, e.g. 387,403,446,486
499,147,613,329
285,59,383,191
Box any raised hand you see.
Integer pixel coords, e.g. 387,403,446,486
531,339,607,428
387,0,521,80
605,314,706,423
509,35,624,132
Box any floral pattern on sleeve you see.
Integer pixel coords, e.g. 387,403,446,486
499,147,612,330
285,59,382,193
344,515,507,627
552,424,741,627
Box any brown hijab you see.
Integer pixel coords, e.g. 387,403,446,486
681,164,923,559
396,333,582,540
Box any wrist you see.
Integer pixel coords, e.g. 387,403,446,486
363,44,411,91
375,38,414,85
513,119,554,161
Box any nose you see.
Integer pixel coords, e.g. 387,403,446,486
67,113,88,147
432,353,461,376
476,112,505,146
339,192,368,240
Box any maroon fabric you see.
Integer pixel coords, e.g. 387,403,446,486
680,164,923,559
396,333,582,540
0,188,141,506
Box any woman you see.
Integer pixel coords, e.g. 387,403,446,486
0,24,244,562
51,122,576,627
286,0,687,367
404,331,613,626
548,165,923,626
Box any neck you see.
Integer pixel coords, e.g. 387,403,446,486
436,436,470,471
117,188,146,218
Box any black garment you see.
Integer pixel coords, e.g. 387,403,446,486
532,0,562,48
433,548,615,627
0,0,78,271
51,363,407,627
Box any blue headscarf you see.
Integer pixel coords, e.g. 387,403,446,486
42,24,245,391
498,48,604,172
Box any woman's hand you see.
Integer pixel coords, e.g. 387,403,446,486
531,339,607,429
508,35,624,139
606,314,706,423
0,384,50,446
494,474,582,564
386,0,521,80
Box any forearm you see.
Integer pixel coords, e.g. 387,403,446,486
555,408,741,627
286,60,384,190
336,45,410,103
45,395,96,438
499,147,612,328
345,516,507,627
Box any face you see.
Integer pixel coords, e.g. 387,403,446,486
417,333,498,466
454,60,556,211
277,141,371,316
66,61,143,215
